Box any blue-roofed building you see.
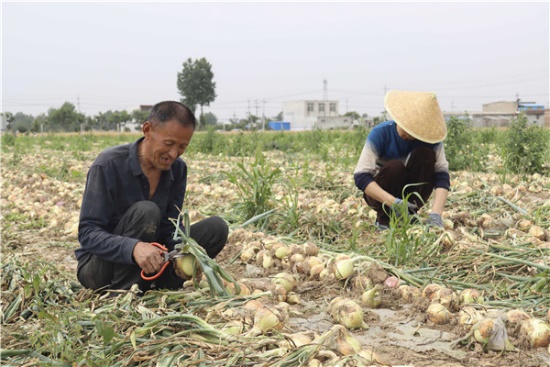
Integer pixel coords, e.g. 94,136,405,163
268,121,291,131
518,102,545,112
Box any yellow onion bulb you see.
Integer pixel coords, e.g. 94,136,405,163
286,292,301,305
505,309,531,326
290,253,305,264
240,248,256,263
175,254,198,277
302,242,320,256
519,318,550,348
422,284,442,300
361,285,382,308
250,307,285,335
274,244,290,259
353,275,374,291
333,258,355,280
272,272,296,292
357,349,389,366
272,284,288,302
399,285,421,302
459,306,482,326
220,320,246,335
309,263,325,279
279,332,314,349
473,318,494,344
328,298,368,329
243,299,264,311
335,328,362,355
472,318,516,351
435,288,459,312
306,256,322,268
459,288,484,305
426,302,452,325
226,282,250,296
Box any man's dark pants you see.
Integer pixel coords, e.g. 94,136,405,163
77,201,228,292
364,146,436,226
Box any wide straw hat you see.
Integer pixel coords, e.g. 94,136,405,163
384,90,447,143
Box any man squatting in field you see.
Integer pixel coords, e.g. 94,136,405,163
354,90,450,230
75,101,228,292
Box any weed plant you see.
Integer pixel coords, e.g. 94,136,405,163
225,150,281,227
444,115,486,172
383,191,439,266
1,133,16,150
476,127,500,145
275,164,302,234
501,113,549,175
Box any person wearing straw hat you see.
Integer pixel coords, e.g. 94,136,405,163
354,90,450,230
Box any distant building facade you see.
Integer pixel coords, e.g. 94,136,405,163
282,100,353,130
443,100,548,128
281,98,548,130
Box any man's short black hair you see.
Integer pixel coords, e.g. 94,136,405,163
148,101,196,130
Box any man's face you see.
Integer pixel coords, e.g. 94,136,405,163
142,119,194,171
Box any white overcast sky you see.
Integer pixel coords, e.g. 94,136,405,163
2,1,549,121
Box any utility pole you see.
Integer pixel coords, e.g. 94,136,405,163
323,79,328,100
77,96,84,133
254,99,260,130
262,99,266,131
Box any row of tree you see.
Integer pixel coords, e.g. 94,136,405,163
1,57,219,133
0,104,288,134
0,104,150,134
2,57,367,133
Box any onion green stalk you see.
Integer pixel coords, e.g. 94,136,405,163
171,210,240,297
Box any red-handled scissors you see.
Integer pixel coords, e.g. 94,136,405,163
140,242,182,281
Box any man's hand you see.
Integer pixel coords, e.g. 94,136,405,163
133,241,166,275
426,213,444,228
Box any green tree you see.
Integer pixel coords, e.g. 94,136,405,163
131,109,150,130
32,113,47,133
177,57,217,129
9,112,34,133
112,110,131,132
203,112,218,125
96,110,129,131
344,111,361,120
83,116,96,131
47,102,85,132
1,112,15,131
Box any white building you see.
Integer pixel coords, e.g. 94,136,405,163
283,100,353,130
443,100,549,128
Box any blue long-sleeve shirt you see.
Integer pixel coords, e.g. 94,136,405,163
354,120,450,192
75,137,187,265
